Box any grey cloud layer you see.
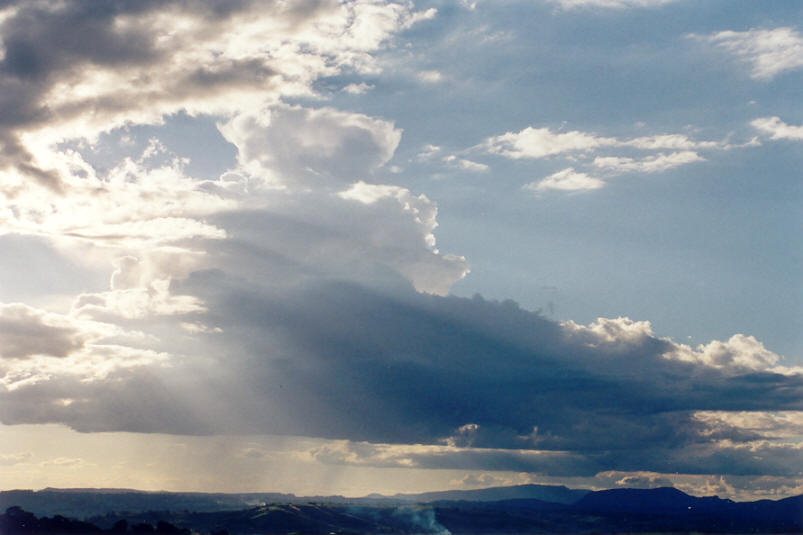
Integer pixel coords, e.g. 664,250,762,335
3,275,799,477
0,304,87,359
0,0,411,188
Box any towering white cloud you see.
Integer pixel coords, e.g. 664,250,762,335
218,105,402,190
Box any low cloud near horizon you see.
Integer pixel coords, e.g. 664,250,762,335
3,275,801,482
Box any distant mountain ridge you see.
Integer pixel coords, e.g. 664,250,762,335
576,486,724,512
387,483,589,504
2,485,801,534
573,486,803,528
2,487,802,535
0,484,587,518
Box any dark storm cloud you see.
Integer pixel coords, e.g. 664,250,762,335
1,3,158,81
5,271,797,477
0,370,215,434
0,0,331,188
0,0,164,186
0,0,266,84
184,273,800,477
0,304,88,359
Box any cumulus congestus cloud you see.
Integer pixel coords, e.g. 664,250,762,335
0,0,471,435
0,0,799,498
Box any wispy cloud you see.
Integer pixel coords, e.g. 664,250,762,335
524,168,605,193
418,70,446,84
484,125,721,193
696,27,803,80
547,0,682,10
593,151,704,173
443,155,489,172
485,126,721,160
0,451,33,465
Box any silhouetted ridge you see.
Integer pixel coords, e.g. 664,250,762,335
575,486,701,513
3,487,802,534
391,484,589,504
0,508,195,535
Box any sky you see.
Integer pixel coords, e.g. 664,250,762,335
0,0,801,501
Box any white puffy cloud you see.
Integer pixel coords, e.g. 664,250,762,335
418,70,445,83
208,182,469,295
566,317,790,375
751,116,803,140
485,127,613,159
200,99,467,296
443,155,489,172
562,316,656,347
483,124,731,194
219,104,402,189
696,334,781,370
341,82,375,94
698,27,803,80
1,142,233,249
666,334,785,373
524,168,605,193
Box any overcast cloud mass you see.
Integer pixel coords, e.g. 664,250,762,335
0,0,800,499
